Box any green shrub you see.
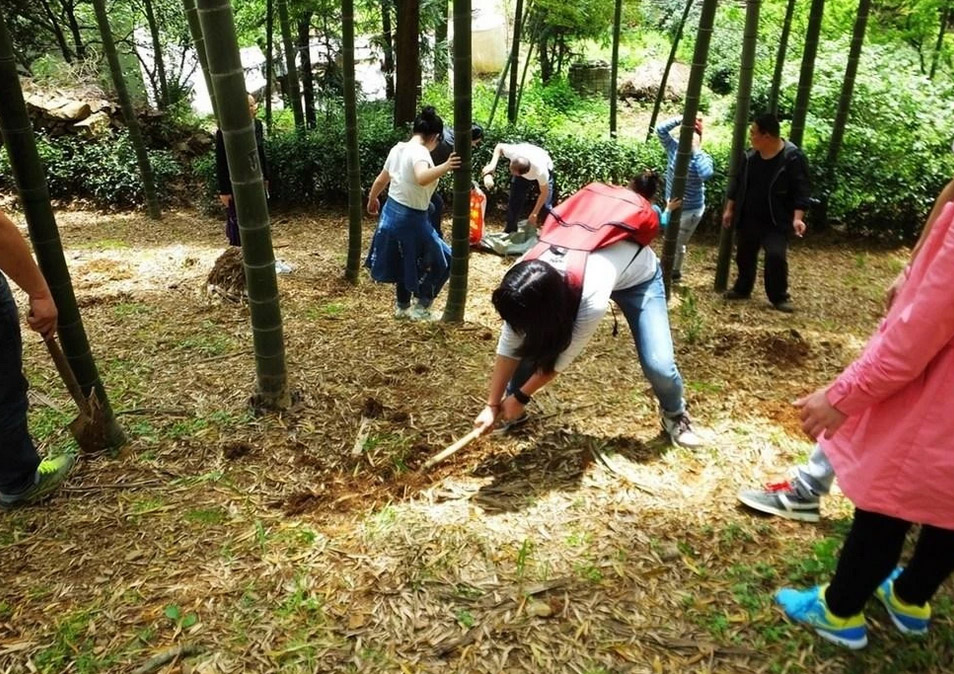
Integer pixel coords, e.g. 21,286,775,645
0,130,181,209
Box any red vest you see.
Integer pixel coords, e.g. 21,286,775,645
523,182,659,312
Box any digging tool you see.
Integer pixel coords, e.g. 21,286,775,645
421,428,482,470
44,335,108,453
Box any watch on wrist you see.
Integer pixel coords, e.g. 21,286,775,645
512,388,532,405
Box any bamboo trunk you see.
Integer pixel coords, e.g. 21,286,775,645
342,0,363,283
442,0,473,323
197,0,291,410
0,13,125,449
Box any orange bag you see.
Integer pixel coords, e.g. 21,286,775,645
469,186,486,246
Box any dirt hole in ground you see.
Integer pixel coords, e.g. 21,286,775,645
222,440,255,461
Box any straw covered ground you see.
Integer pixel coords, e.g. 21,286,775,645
1,207,952,674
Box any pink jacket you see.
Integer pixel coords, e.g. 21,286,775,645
821,202,954,529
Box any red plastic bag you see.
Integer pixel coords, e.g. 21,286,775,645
469,187,486,246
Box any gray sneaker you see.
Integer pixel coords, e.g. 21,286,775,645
0,454,75,509
662,412,703,448
738,480,820,522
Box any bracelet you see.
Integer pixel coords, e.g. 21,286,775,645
512,389,532,405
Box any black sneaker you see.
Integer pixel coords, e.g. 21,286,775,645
737,480,820,522
723,289,749,300
773,301,795,313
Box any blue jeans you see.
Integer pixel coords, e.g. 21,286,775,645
0,275,40,494
505,171,556,233
508,266,686,416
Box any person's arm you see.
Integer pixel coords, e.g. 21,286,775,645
721,198,736,229
821,250,954,423
722,153,746,228
0,211,57,336
255,119,269,189
414,153,461,187
790,151,812,237
655,117,680,152
481,143,510,176
693,150,715,182
366,169,390,215
528,176,549,227
474,354,519,434
215,129,232,207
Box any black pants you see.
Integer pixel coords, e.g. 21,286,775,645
0,275,41,495
825,508,954,617
505,172,556,234
732,222,790,305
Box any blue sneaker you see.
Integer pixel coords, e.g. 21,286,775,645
775,585,868,650
875,568,930,635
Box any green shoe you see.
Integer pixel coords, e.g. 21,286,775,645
0,455,75,508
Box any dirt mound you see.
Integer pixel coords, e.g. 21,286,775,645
207,247,246,299
759,329,811,367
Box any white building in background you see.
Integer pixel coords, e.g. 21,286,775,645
134,5,510,117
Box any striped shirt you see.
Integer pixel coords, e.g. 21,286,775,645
656,117,715,211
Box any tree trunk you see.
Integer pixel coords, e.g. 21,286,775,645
768,0,796,115
434,1,448,83
442,0,472,323
715,0,761,292
92,0,161,220
39,0,75,64
183,0,217,119
609,0,622,138
486,51,511,128
930,5,949,79
394,0,420,127
265,0,273,132
660,0,718,298
277,0,305,129
342,0,363,283
507,0,524,124
59,0,86,59
196,0,291,411
515,11,540,119
789,0,826,147
0,13,126,450
646,0,693,141
382,0,395,100
297,12,316,128
825,0,871,168
143,0,169,108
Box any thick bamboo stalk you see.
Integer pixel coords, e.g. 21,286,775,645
277,0,305,129
442,0,473,323
825,0,871,168
789,0,826,147
91,0,161,220
342,0,363,283
646,0,693,142
196,0,290,409
609,0,622,138
659,0,718,298
715,0,761,292
183,0,217,119
768,0,796,115
0,13,125,449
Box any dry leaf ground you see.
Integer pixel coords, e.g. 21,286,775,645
1,207,951,674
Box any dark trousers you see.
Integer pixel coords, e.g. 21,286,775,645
825,508,954,617
505,172,556,233
732,222,790,304
0,275,41,494
429,192,444,239
225,199,240,247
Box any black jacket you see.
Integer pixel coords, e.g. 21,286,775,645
215,118,269,195
727,140,811,231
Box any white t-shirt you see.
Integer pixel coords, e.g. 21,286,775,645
502,143,552,185
384,141,435,211
496,241,657,372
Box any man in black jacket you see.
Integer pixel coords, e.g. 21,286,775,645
722,113,811,313
215,94,269,246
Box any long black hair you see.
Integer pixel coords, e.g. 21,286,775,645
412,106,443,142
491,259,576,374
628,169,660,201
